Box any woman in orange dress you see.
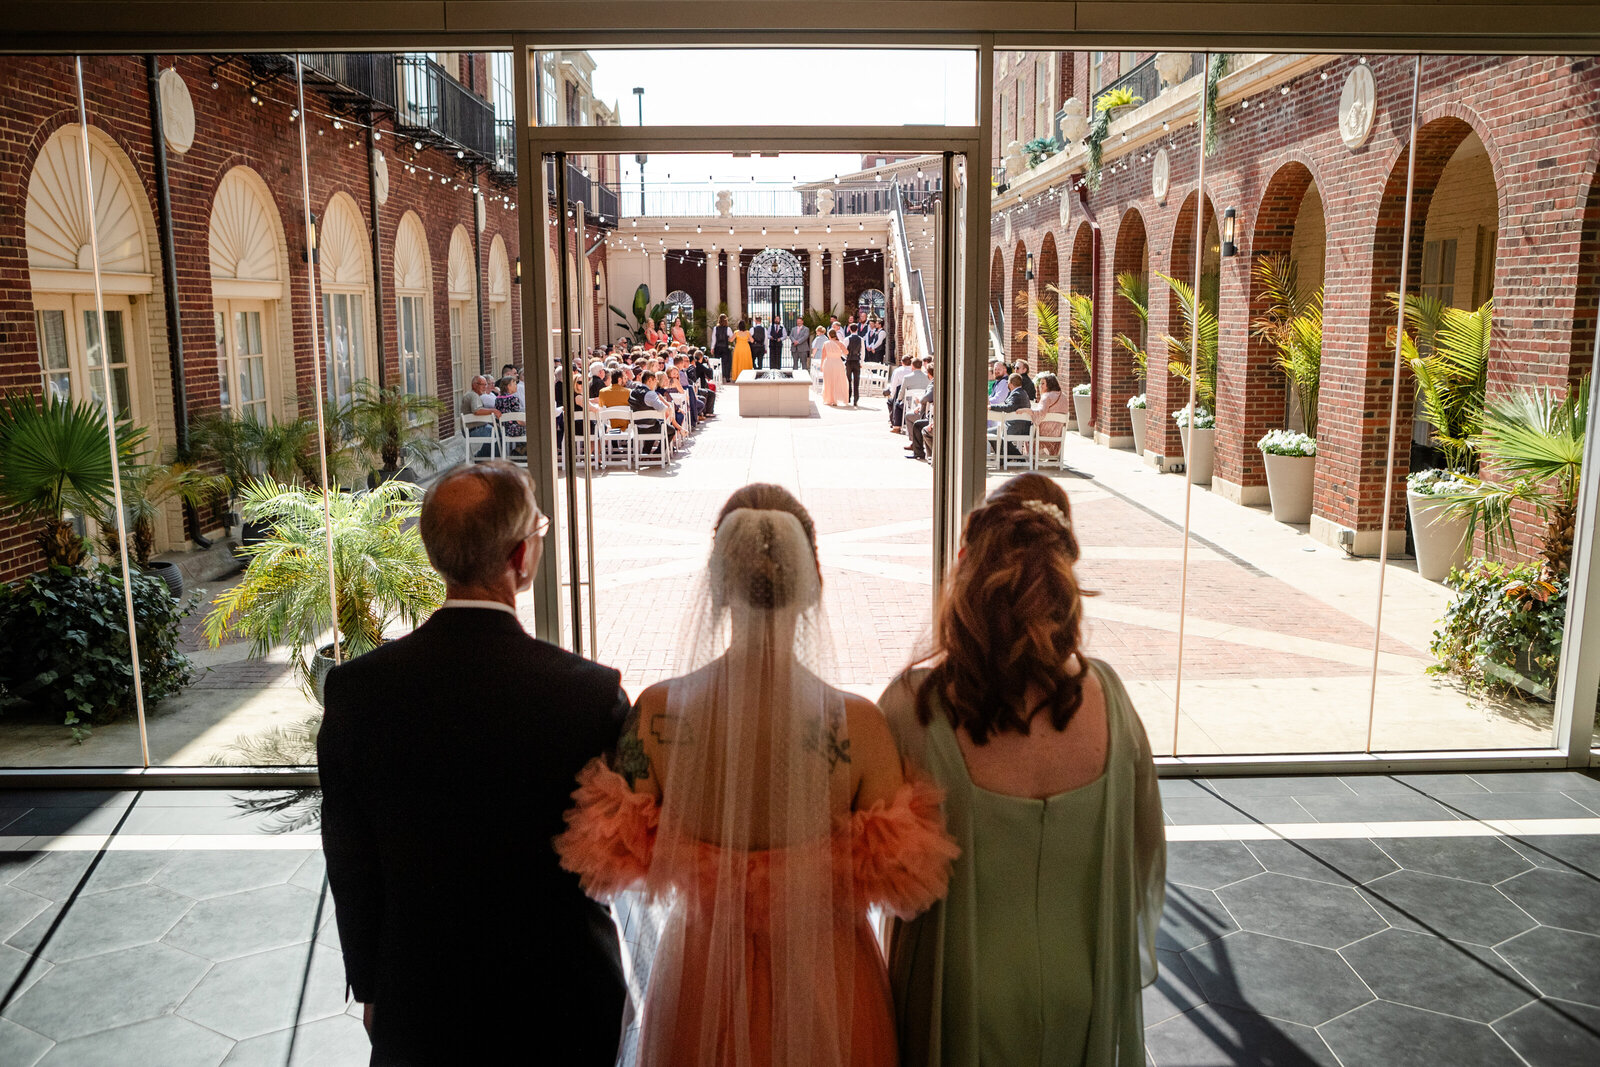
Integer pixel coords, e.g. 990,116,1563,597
730,318,755,381
819,327,849,407
557,485,956,1067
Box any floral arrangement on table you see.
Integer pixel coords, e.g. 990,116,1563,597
1171,405,1215,429
1127,393,1147,410
1257,429,1317,457
1406,467,1475,497
1073,383,1092,396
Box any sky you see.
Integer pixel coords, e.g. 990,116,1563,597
583,48,977,192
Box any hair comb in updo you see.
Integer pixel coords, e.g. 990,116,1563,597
1020,498,1072,531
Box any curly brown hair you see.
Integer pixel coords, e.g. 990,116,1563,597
915,473,1095,743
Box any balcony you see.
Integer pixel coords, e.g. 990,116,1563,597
543,157,620,226
1091,52,1204,114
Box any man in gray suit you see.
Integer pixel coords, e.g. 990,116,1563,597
789,319,813,374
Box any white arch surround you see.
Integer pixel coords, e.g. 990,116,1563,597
489,234,512,365
489,235,511,304
393,211,430,294
26,124,152,293
318,192,369,290
209,166,284,299
448,225,475,301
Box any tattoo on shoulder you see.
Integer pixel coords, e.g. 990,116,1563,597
804,712,852,772
616,704,652,786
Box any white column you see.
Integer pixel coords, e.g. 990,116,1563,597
828,246,844,314
648,250,668,305
705,249,718,318
808,249,823,314
728,254,742,322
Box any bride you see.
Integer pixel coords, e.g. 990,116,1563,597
556,483,957,1066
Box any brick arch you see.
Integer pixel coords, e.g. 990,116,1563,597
1106,208,1148,438
1037,231,1060,373
989,246,1005,342
1065,222,1094,391
1010,238,1030,363
1572,164,1600,386
1164,187,1220,400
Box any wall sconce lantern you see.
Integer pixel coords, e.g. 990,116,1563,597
1025,252,1036,281
593,269,602,293
1221,208,1239,257
514,256,522,285
302,213,318,264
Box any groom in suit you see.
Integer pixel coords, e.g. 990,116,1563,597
750,315,767,370
320,461,629,1066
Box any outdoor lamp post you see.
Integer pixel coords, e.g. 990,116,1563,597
514,256,522,285
1222,208,1239,257
633,87,646,215
1025,252,1035,281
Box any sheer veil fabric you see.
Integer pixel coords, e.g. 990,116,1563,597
637,507,859,1067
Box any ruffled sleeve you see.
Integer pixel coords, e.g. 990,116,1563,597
553,758,660,901
850,777,961,918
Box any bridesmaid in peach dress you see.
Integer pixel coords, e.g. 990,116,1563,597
557,485,957,1067
819,328,849,407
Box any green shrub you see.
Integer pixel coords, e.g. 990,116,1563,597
1429,559,1566,702
0,565,197,736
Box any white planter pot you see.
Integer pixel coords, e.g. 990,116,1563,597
1179,425,1215,484
1130,408,1147,455
1408,490,1472,582
1073,393,1093,437
1261,452,1316,524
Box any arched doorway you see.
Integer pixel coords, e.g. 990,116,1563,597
1036,232,1060,373
989,247,1007,356
664,289,695,324
1010,239,1029,364
1108,209,1148,442
487,234,511,371
392,210,434,399
318,191,374,407
1067,221,1095,392
746,247,804,328
209,164,288,424
856,287,885,319
447,225,477,398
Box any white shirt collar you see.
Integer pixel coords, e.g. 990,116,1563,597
441,598,520,618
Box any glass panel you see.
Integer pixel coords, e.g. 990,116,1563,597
36,307,73,401
84,308,131,419
214,309,231,410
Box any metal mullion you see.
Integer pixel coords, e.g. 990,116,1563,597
530,125,981,154
554,151,584,655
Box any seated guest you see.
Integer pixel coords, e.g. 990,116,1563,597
460,375,500,458
495,376,525,456
988,360,1012,402
628,370,674,454
664,365,701,429
598,369,631,430
888,355,915,430
1013,359,1038,403
1036,373,1072,457
990,372,1033,456
905,372,935,462
657,369,689,438
587,360,607,402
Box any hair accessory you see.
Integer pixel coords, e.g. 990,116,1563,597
1020,498,1071,531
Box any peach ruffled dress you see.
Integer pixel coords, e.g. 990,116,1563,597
556,762,958,1067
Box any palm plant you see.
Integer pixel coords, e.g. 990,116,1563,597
1159,271,1220,411
1112,271,1151,383
186,412,256,510
1252,254,1325,437
1015,287,1062,371
0,392,145,568
1394,294,1491,471
610,283,653,342
99,457,228,567
203,477,444,695
247,415,321,485
1438,376,1588,581
1063,288,1094,376
345,379,446,480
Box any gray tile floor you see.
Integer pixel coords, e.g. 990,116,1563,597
0,773,1595,1065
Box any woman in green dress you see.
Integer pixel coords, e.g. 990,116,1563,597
879,472,1166,1067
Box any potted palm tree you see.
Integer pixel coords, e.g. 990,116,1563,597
203,477,445,701
1113,272,1152,452
1162,271,1219,483
0,392,144,568
1397,295,1490,581
98,455,227,597
345,379,446,488
1251,255,1324,523
1065,291,1095,436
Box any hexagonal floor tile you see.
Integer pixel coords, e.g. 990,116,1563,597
6,883,194,963
1158,885,1238,952
287,853,327,893
1495,926,1600,1007
1244,838,1398,887
221,1014,371,1066
0,942,52,1001
162,884,321,962
0,1017,53,1067
177,942,348,1041
1360,870,1535,946
1144,1003,1339,1066
153,851,314,901
1219,872,1387,949
0,886,51,943
9,851,170,902
36,1014,233,1067
1339,929,1535,1022
1492,997,1600,1065
1,942,210,1042
1504,834,1600,878
1376,837,1532,885
1497,867,1600,936
1317,999,1520,1067
1142,950,1205,1027
1166,842,1265,890
1181,932,1373,1026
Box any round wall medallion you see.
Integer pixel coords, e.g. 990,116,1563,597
372,150,390,205
476,192,487,232
1152,148,1171,205
1339,64,1377,151
158,68,195,155
1059,188,1071,229
1003,212,1012,246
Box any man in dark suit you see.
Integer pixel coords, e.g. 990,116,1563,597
768,316,786,369
320,462,628,1067
750,316,767,370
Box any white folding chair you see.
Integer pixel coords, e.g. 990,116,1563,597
459,412,502,464
600,406,634,470
991,408,1035,471
986,407,1007,470
631,409,670,469
499,410,528,467
1034,412,1072,470
671,393,692,451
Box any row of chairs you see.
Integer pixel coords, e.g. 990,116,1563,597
458,407,677,472
986,408,1072,471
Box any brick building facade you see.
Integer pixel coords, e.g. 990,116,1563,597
991,51,1600,556
0,51,613,583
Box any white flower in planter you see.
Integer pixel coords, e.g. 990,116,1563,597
1256,429,1317,457
1407,468,1475,497
1171,405,1215,429
1127,393,1147,410
1073,383,1092,396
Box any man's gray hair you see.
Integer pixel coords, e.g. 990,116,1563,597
420,462,540,587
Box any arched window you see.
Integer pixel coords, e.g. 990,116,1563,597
488,235,511,368
664,289,695,323
209,165,286,423
857,287,886,319
26,124,153,422
448,225,477,399
318,192,373,406
393,211,433,398
746,247,804,327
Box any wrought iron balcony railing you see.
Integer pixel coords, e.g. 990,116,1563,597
1091,52,1204,114
295,53,498,168
543,158,621,225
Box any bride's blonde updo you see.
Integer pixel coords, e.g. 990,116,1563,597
712,484,821,611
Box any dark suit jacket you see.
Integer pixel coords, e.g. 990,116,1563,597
319,606,629,1066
